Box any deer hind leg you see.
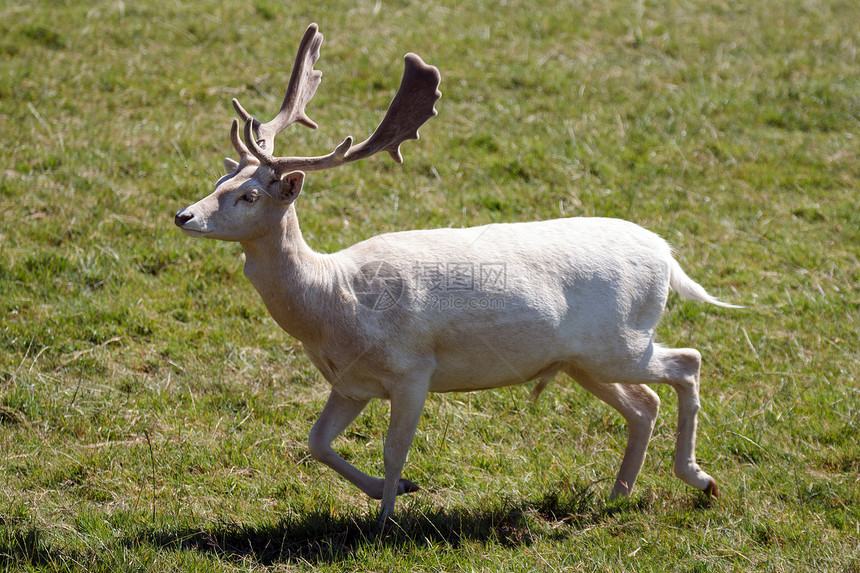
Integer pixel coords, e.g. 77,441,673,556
567,367,661,498
606,344,718,497
568,343,718,498
657,346,720,497
308,390,419,501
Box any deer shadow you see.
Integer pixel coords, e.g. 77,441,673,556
126,488,657,566
1,489,712,568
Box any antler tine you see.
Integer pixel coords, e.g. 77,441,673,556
229,119,252,160
232,23,324,154
262,52,441,175
231,98,259,135
243,115,355,172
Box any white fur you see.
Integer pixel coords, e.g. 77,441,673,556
176,168,735,521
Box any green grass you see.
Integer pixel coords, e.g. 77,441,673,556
1,0,858,570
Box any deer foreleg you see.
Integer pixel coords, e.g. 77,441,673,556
308,391,379,496
379,387,428,523
308,389,421,502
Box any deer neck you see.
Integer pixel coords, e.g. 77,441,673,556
240,204,336,346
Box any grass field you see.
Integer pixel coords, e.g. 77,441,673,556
1,0,858,570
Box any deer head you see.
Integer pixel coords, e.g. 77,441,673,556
174,23,441,242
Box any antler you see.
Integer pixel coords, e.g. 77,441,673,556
235,24,441,176
232,23,324,152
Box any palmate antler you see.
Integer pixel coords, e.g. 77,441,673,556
229,23,441,177
232,23,324,151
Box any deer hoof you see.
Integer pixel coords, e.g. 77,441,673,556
398,478,420,495
703,478,720,498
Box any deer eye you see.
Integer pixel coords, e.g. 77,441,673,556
236,192,258,205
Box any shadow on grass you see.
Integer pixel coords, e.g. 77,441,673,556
0,527,80,570
0,487,682,568
125,487,633,566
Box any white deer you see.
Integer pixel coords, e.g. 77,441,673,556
175,23,738,522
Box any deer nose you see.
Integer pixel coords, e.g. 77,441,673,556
174,209,194,228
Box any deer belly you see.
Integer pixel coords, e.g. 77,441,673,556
428,348,564,393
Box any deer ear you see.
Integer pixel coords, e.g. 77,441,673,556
223,157,240,174
269,171,305,203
